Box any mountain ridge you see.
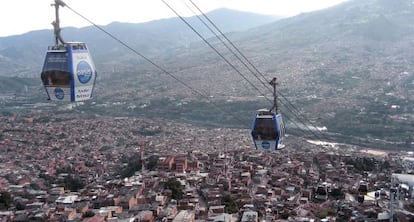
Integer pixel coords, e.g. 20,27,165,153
0,8,279,77
1,0,414,148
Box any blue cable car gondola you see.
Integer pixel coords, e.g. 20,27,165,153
315,183,329,201
358,181,368,195
41,42,97,102
251,109,285,150
251,77,285,151
41,0,97,102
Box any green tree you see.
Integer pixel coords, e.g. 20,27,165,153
120,159,142,178
381,160,391,170
64,175,85,191
164,178,183,200
39,172,55,188
0,191,12,210
222,194,238,213
119,153,142,178
330,187,345,199
280,210,290,219
315,209,329,219
83,210,95,218
15,201,26,211
146,155,159,171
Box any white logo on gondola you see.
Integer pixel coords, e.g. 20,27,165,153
261,141,270,150
54,88,64,100
76,61,93,84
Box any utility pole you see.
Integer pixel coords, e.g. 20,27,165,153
224,137,228,180
390,191,394,222
140,141,145,174
390,176,396,222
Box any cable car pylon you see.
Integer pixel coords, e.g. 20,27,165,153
251,77,286,151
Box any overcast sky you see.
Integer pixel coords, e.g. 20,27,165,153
0,0,349,37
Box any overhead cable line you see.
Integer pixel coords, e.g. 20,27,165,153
62,1,324,141
173,0,320,140
186,0,324,141
187,0,272,91
190,0,331,141
159,0,324,139
161,0,271,103
182,0,272,92
187,0,328,141
164,0,321,140
177,0,325,140
61,2,248,127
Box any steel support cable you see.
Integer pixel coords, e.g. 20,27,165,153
279,95,326,140
168,0,320,139
63,1,322,142
278,109,316,139
280,94,329,141
62,3,248,127
162,0,318,140
179,1,318,139
183,0,272,93
161,0,271,104
185,0,325,141
188,0,272,92
184,0,319,142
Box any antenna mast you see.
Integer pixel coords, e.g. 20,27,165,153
51,0,66,45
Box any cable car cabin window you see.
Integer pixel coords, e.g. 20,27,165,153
41,71,72,87
358,183,368,193
72,44,87,50
253,118,277,140
43,52,68,71
316,186,327,195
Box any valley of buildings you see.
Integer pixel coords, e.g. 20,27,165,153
1,114,414,221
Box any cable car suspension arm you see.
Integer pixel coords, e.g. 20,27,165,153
270,77,279,113
51,0,66,45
